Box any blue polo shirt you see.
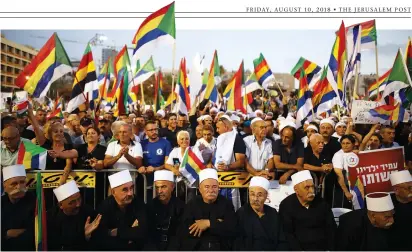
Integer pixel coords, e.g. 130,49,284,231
141,138,172,167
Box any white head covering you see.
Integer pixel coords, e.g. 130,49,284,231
335,121,346,129
279,120,297,133
251,117,263,126
53,180,80,202
220,115,232,122
366,192,394,212
390,170,412,186
249,176,270,192
291,170,313,187
108,170,133,188
277,116,286,121
156,109,165,118
320,118,335,128
2,165,26,181
255,110,263,116
230,115,240,122
306,125,318,132
199,168,218,184
154,170,175,182
248,112,257,119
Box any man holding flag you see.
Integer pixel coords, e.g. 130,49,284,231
1,164,36,251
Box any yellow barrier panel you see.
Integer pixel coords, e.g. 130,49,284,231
218,171,275,188
26,171,96,189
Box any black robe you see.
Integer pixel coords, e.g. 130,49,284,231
94,195,148,251
390,196,412,251
1,192,36,251
234,204,289,251
177,195,237,251
46,204,97,251
337,209,397,250
147,196,185,250
279,193,336,251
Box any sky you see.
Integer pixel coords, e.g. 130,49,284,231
2,29,411,77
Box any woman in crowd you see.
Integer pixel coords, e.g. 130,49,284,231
28,105,73,184
359,124,381,151
49,126,107,207
332,134,358,209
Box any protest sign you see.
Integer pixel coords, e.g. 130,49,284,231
347,147,405,194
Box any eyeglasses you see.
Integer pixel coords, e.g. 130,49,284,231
2,135,18,141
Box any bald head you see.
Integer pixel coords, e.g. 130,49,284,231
309,133,324,154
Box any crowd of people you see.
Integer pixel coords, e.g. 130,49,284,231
1,92,412,251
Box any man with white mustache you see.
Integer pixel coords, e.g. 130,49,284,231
389,170,412,250
1,164,36,251
177,168,237,250
279,170,336,250
235,176,289,250
337,192,396,250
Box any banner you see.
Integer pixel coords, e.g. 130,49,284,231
265,180,295,211
347,147,405,194
26,171,96,189
218,171,275,188
351,100,380,124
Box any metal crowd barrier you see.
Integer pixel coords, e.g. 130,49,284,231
26,169,336,210
26,169,147,209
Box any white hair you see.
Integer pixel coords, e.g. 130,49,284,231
111,120,127,135
177,130,190,140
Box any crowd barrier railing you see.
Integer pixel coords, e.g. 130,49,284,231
26,169,147,209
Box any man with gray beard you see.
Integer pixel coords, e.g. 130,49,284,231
1,164,36,251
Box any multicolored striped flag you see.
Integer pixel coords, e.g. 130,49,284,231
312,66,339,116
179,147,205,186
242,72,262,95
328,21,347,106
67,43,98,112
345,19,377,50
35,172,47,251
201,50,220,104
12,99,29,115
175,58,191,114
368,68,392,99
290,57,321,86
381,49,412,105
296,68,313,127
406,37,412,78
369,103,405,123
352,177,365,210
17,140,47,170
98,57,114,101
132,56,156,84
253,53,275,90
15,33,72,98
227,60,246,113
132,2,176,60
47,97,63,119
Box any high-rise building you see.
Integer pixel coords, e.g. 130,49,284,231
1,35,38,90
101,48,117,67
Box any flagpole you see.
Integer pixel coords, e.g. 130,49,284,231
170,42,177,112
140,80,146,105
353,65,360,100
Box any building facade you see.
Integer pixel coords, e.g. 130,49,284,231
1,35,38,91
